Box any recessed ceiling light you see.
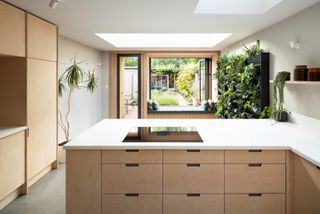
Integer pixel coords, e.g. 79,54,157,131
95,33,232,48
195,0,283,14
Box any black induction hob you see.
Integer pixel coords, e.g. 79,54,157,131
122,126,203,143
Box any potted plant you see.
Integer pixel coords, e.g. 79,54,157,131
271,71,291,122
58,55,98,146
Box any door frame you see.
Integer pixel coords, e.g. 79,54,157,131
116,54,142,119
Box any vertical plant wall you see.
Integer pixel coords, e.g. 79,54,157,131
215,43,269,119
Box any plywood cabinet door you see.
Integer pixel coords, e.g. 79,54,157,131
27,14,57,61
293,155,320,214
27,59,57,179
0,131,25,200
0,1,26,57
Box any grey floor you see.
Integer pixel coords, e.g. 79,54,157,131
0,165,65,214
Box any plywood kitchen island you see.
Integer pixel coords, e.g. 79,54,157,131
64,117,320,214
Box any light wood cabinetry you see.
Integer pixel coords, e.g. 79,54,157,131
67,149,290,214
102,194,162,214
163,194,224,214
293,155,320,214
102,164,162,193
27,59,57,179
225,194,285,214
0,58,27,125
225,164,286,193
27,14,57,61
163,150,224,163
163,164,224,193
225,150,286,163
0,1,25,57
102,150,162,163
0,131,26,206
0,0,57,210
66,150,101,214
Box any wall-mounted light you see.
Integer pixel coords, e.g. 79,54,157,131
49,0,63,9
289,41,300,49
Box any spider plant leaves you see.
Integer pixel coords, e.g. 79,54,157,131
86,71,98,93
58,76,66,97
65,62,84,90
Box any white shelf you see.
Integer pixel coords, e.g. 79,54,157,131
269,80,320,86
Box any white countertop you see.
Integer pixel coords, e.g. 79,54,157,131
0,126,27,139
64,117,320,167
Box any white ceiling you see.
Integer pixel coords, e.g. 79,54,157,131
6,0,320,51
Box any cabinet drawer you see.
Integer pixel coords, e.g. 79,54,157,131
102,164,162,193
102,194,162,214
163,164,224,193
225,194,285,214
225,150,285,163
102,150,162,163
163,150,224,163
225,164,285,193
163,194,224,214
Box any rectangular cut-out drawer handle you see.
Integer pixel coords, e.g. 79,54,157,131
317,166,320,170
248,163,262,167
125,193,139,197
248,193,262,197
125,163,139,167
187,149,200,153
248,150,262,153
125,149,139,153
187,193,201,197
187,163,201,167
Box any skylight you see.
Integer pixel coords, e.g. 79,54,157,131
95,33,232,48
195,0,283,14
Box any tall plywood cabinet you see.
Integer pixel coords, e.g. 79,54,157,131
0,1,58,207
26,14,58,181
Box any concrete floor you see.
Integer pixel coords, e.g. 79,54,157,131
0,165,65,214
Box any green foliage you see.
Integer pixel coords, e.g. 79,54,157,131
176,63,198,103
242,40,263,58
151,58,200,74
260,106,271,119
59,57,98,96
270,71,291,120
215,53,261,119
86,71,98,93
124,57,138,67
151,91,179,106
65,60,85,90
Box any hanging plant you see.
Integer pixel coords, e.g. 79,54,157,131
271,71,291,122
58,54,98,145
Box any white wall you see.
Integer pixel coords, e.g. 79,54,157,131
222,3,320,119
101,52,110,118
58,36,103,160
